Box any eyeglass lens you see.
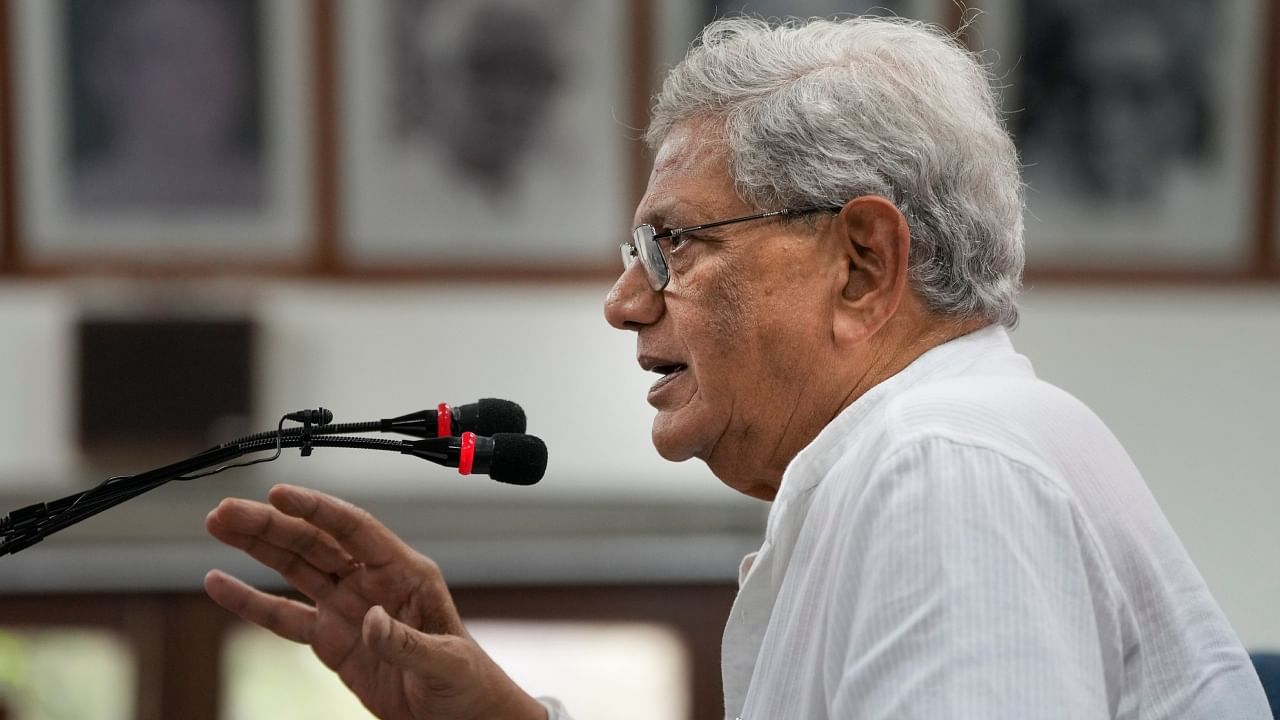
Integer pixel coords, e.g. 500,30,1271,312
630,225,669,291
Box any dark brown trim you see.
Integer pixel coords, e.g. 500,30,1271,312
8,258,621,286
157,594,230,720
1256,0,1280,270
311,0,340,275
10,261,1280,286
0,592,150,626
0,0,20,273
1026,266,1280,286
315,262,619,282
628,0,656,214
12,259,620,283
16,259,312,276
130,597,168,720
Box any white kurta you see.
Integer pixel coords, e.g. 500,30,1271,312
721,325,1269,719
543,325,1269,719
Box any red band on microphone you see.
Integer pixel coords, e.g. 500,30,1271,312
458,432,476,475
436,403,452,437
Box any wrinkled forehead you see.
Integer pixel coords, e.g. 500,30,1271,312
634,119,742,229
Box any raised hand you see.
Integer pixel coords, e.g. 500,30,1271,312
204,484,546,720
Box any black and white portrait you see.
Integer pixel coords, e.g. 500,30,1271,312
389,0,564,199
971,0,1266,270
66,0,265,210
1013,0,1215,204
341,0,627,267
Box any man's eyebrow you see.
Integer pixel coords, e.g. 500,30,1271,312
637,206,677,229
639,200,717,230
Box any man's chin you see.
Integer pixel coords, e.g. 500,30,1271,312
650,417,700,463
653,443,696,463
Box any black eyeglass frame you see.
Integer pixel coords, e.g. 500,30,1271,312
621,205,843,291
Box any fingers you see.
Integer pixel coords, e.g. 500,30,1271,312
267,485,410,567
207,498,370,608
206,520,341,604
207,497,357,575
205,569,315,644
206,487,443,627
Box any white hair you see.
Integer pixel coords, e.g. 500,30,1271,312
647,16,1025,327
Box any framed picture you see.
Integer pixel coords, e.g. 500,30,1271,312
12,0,312,268
962,0,1270,274
339,0,629,271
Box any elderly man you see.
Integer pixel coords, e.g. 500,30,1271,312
203,16,1270,720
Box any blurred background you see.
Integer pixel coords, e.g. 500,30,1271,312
0,0,1276,718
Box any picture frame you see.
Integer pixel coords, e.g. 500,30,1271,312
11,0,313,270
1270,13,1280,273
338,0,630,272
961,0,1271,275
0,0,12,272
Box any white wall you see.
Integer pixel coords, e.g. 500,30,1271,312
0,281,1276,648
1015,286,1280,649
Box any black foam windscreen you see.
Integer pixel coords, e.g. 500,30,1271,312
472,398,527,436
488,433,547,486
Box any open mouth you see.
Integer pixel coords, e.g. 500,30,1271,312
649,363,688,391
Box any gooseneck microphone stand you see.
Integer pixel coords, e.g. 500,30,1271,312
0,405,547,557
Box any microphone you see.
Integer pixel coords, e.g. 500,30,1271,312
1,403,546,558
380,398,526,438
402,432,547,486
222,399,527,449
284,408,333,425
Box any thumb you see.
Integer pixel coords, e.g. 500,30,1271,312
362,605,473,680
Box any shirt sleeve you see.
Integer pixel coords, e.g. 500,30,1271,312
825,436,1126,719
538,697,575,720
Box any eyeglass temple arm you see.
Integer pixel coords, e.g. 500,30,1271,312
659,205,844,239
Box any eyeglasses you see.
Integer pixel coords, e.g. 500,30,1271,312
621,205,842,291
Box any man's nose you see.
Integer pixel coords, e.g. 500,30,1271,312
604,262,664,331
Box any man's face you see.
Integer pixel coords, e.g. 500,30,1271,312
604,121,843,500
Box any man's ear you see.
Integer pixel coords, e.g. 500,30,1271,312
830,195,911,347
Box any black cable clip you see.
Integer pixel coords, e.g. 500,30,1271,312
299,417,316,457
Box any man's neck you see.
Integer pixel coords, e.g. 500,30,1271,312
724,314,994,501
